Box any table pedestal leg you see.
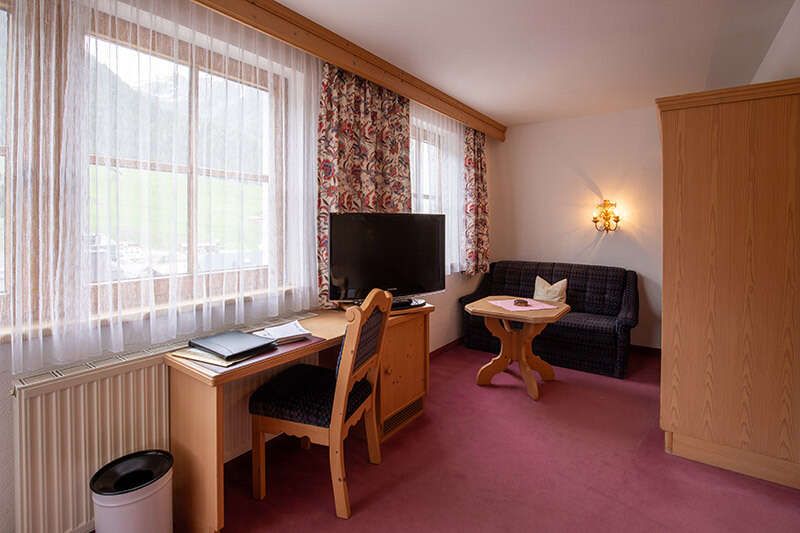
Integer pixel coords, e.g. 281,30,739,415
476,318,554,401
526,352,555,381
476,318,512,385
520,323,555,382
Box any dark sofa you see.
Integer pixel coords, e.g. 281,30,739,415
459,261,638,378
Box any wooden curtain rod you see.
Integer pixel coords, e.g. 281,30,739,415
191,0,507,141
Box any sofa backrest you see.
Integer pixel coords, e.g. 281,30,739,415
489,261,628,316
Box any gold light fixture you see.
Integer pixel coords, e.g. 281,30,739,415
592,199,620,232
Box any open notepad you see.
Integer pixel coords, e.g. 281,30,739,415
253,320,312,345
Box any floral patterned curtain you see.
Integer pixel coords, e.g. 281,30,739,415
464,128,489,275
316,63,411,305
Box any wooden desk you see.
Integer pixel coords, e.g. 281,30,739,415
465,296,569,401
166,305,433,532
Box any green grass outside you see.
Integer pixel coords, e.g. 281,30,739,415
89,166,265,252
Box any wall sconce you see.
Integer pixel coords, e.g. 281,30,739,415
592,199,620,232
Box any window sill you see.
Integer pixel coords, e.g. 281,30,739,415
12,307,318,388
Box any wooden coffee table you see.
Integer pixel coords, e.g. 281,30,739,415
465,296,570,400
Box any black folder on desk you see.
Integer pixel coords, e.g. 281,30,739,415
189,331,277,361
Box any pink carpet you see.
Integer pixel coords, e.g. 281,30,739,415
223,346,800,532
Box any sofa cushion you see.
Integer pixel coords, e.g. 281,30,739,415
554,312,616,334
539,313,616,352
490,261,627,316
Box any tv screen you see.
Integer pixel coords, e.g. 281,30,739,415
329,213,445,301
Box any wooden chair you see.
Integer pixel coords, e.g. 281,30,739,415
249,288,393,518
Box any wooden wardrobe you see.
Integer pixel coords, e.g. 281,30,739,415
657,78,800,488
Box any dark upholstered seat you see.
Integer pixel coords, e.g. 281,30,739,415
461,261,638,378
249,364,373,427
550,312,617,335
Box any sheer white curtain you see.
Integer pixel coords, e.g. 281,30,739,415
3,0,320,373
410,102,466,275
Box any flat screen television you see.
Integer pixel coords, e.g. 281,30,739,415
329,213,445,305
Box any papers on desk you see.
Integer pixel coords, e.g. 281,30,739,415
488,298,557,312
170,347,253,368
253,320,312,345
171,321,312,368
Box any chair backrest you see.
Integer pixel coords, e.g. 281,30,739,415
331,288,392,431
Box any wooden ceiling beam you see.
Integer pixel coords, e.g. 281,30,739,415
192,0,507,141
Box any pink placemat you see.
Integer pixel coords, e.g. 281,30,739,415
488,298,557,312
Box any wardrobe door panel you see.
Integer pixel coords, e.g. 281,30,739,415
745,95,800,462
660,80,800,487
661,105,720,440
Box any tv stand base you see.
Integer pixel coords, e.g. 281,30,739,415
348,297,427,311
391,298,426,310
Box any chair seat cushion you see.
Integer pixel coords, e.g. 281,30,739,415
249,364,372,427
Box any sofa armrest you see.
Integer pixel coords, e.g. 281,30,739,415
616,270,639,329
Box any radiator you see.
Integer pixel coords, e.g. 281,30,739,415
13,353,169,533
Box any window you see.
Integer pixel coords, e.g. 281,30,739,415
1,0,320,373
410,129,441,214
410,102,466,275
88,37,190,281
196,70,272,272
87,31,279,286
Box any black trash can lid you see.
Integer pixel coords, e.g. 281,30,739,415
90,449,173,496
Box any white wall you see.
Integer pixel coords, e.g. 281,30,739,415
490,107,662,348
425,273,482,350
752,0,800,83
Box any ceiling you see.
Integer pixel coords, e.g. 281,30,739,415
278,0,794,126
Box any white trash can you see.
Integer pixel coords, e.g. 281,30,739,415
90,449,173,533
